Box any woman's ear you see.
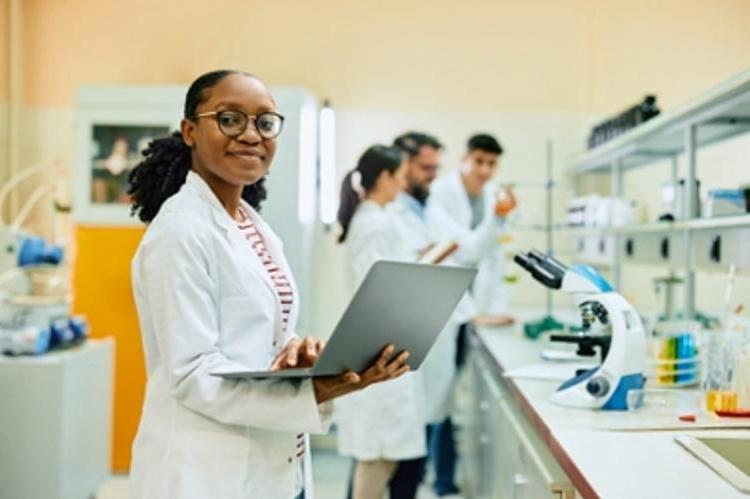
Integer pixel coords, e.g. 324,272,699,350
181,119,196,148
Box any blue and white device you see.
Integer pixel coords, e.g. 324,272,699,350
515,250,646,410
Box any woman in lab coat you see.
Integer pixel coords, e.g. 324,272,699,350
335,145,427,499
126,70,410,499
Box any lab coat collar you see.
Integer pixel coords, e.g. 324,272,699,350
359,199,385,213
398,192,426,220
184,170,237,234
184,170,267,237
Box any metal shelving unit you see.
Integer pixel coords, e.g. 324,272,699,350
568,68,750,319
570,69,750,175
569,214,750,236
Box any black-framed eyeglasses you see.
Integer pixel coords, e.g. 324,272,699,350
192,110,285,140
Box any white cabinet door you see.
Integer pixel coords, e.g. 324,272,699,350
461,346,577,499
495,378,577,499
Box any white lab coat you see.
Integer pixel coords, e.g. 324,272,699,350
389,194,460,424
129,171,332,499
427,170,509,316
335,200,427,461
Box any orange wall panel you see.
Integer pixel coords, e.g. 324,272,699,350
72,225,145,472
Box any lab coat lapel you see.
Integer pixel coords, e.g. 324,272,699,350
184,171,279,310
448,170,473,228
391,194,430,258
483,181,498,220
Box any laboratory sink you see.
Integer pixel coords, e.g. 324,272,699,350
676,432,750,494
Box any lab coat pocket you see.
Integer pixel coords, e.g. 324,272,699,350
219,295,277,364
219,294,271,318
169,429,250,499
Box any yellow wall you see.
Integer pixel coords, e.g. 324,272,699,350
72,226,145,472
21,0,591,111
0,0,9,178
0,0,8,102
19,0,750,113
589,0,750,111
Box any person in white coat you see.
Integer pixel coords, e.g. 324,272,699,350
334,145,427,499
127,70,410,499
427,133,517,327
391,132,456,425
390,132,469,498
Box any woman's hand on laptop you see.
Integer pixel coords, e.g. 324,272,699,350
271,336,325,370
312,344,411,404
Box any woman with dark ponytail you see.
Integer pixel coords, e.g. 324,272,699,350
334,146,428,499
336,145,405,243
128,71,409,499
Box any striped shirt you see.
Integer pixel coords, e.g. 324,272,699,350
236,210,294,331
238,210,305,493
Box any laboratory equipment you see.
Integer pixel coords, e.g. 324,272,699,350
648,321,701,387
519,140,568,338
734,327,750,410
514,249,646,410
566,195,636,230
0,326,51,355
0,164,82,356
706,189,746,217
652,274,683,321
587,95,660,149
704,266,748,413
661,178,701,220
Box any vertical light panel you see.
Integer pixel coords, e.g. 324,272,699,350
297,102,317,224
319,102,337,225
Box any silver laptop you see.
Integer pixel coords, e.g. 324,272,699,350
211,261,476,379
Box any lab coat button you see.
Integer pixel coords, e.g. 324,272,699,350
287,457,293,464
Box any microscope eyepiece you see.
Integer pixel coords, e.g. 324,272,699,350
514,249,563,289
513,252,535,271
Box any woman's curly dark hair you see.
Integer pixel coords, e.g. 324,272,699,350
128,70,267,223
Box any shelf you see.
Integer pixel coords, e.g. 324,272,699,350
567,214,750,237
569,68,750,174
679,214,750,230
569,224,673,236
509,223,567,232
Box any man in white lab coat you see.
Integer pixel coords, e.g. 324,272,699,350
388,132,468,498
427,133,516,327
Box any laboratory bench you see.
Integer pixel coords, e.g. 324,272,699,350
0,338,114,499
457,322,749,499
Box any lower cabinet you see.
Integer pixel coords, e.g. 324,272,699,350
457,344,578,499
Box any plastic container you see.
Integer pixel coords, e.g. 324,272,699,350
648,321,701,387
494,185,517,217
703,317,750,412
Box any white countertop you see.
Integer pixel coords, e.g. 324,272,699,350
476,322,750,499
0,337,113,365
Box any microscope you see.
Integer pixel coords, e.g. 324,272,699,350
514,250,646,410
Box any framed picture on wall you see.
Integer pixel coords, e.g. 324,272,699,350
74,86,185,225
89,124,169,206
